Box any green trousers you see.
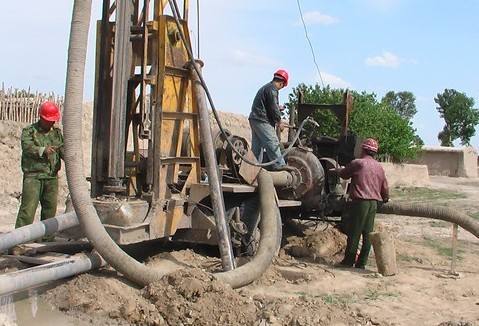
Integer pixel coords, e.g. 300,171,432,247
15,177,58,228
342,200,377,267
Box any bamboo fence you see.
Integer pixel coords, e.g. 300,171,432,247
0,85,64,124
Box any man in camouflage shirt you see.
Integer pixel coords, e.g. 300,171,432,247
15,101,63,228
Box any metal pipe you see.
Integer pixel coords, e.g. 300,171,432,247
0,252,104,296
0,212,79,252
189,60,235,271
107,0,133,180
269,170,296,188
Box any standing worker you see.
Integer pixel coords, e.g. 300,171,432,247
15,101,64,230
248,69,289,170
332,138,389,269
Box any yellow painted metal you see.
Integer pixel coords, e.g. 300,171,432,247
147,6,200,238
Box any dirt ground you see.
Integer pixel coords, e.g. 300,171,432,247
0,115,478,325
0,177,476,326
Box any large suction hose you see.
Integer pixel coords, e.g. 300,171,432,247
63,0,281,288
379,202,479,238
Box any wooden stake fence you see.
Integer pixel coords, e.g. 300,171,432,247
0,85,64,124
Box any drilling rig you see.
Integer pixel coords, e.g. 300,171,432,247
1,0,476,294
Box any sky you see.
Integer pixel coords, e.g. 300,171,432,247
1,0,478,146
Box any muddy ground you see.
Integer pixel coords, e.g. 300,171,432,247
0,177,476,325
0,115,478,325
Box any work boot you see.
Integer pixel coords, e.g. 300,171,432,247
336,259,354,268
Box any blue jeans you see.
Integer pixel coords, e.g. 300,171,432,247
249,119,286,170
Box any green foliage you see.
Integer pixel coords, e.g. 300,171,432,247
287,84,421,162
435,89,479,146
381,91,417,120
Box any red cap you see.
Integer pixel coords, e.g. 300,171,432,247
273,69,289,87
362,138,379,153
39,101,61,122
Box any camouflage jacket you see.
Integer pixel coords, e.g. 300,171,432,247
21,122,64,178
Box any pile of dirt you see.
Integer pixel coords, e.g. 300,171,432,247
144,269,257,325
285,225,347,264
46,267,379,326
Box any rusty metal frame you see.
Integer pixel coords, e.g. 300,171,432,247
296,91,353,137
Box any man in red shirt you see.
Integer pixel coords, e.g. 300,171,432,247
333,138,389,268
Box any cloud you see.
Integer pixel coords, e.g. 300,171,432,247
317,72,352,89
365,51,401,68
230,49,280,67
298,11,339,26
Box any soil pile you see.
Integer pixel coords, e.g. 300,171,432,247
285,224,347,264
144,269,257,325
46,266,378,326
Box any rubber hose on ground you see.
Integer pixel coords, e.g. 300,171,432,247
378,202,479,239
63,0,280,288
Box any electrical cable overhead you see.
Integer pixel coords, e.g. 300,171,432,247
296,0,325,88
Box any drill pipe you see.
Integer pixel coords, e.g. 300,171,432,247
189,60,235,271
0,252,103,296
0,212,79,252
269,170,297,188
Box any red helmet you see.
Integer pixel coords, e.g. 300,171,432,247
39,101,61,122
273,69,289,87
362,138,379,153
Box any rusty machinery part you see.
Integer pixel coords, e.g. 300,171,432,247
276,147,325,206
213,129,249,172
167,0,318,168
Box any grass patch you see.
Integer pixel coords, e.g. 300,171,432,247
429,220,449,228
470,212,479,221
315,293,357,306
391,187,466,203
423,237,464,260
397,253,424,264
363,288,400,301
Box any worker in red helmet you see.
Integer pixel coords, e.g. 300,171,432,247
241,70,289,255
15,101,64,233
331,138,389,269
248,69,289,171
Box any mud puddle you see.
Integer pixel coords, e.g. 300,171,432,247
0,288,86,326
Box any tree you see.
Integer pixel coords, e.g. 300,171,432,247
287,84,421,162
435,89,479,146
381,91,417,120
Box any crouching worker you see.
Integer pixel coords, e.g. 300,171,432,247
15,101,64,230
331,138,389,269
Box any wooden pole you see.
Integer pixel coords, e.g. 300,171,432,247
451,223,458,275
370,231,398,276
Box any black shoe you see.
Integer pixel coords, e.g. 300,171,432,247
336,260,354,268
355,264,366,269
